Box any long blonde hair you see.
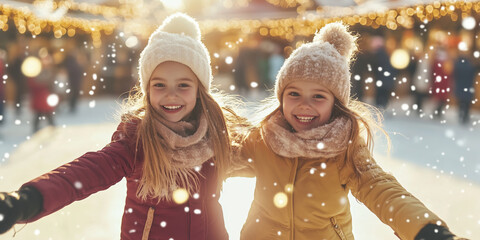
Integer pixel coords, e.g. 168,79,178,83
254,95,390,178
120,82,238,201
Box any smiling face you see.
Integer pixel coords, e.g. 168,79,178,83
281,81,335,132
149,61,199,122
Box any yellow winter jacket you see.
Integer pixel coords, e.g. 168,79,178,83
235,128,446,240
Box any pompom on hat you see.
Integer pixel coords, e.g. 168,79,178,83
274,22,357,105
138,13,212,94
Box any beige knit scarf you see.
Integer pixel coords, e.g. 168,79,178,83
262,111,352,159
154,113,214,168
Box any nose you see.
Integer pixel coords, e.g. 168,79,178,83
165,87,177,98
298,97,312,110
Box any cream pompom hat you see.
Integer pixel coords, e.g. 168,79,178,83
274,22,357,105
138,13,211,94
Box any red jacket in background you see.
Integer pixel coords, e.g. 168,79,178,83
22,120,229,240
431,59,451,101
27,77,55,113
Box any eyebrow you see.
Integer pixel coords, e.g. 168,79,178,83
285,86,330,93
150,77,195,82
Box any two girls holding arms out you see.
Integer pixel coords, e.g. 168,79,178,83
0,13,466,240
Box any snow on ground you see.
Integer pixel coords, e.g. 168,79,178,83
0,96,479,239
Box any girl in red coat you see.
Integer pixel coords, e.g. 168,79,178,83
28,54,56,133
0,13,238,240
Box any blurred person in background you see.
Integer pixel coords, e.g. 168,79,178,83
453,50,476,125
257,40,271,91
267,42,285,90
62,46,86,114
233,46,249,95
28,53,56,133
431,47,451,119
7,40,28,117
371,35,397,110
234,36,263,97
0,48,6,125
411,50,433,116
350,34,371,102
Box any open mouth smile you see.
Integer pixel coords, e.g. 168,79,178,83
295,115,316,123
162,105,183,113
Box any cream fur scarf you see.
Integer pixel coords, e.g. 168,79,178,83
154,113,214,168
262,111,352,159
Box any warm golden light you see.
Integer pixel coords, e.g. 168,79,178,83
390,49,410,70
21,56,42,77
172,188,189,204
1,0,479,43
160,0,184,11
273,192,288,208
284,184,294,193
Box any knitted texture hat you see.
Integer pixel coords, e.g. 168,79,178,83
138,13,211,94
274,22,356,105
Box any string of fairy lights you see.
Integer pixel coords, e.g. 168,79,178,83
0,0,479,45
0,3,116,47
201,0,480,41
264,0,312,8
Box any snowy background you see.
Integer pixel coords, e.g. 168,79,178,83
0,93,479,240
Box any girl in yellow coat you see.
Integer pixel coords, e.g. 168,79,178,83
236,22,465,240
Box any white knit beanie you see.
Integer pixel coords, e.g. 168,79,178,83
138,13,211,94
275,22,356,105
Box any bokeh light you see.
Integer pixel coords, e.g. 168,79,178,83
125,36,138,48
21,56,42,77
225,56,233,64
273,192,288,208
284,184,293,193
458,41,468,52
173,188,189,204
461,16,476,30
390,49,410,69
47,94,59,107
160,0,184,11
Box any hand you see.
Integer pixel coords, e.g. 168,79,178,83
415,223,469,240
0,191,23,234
0,186,43,234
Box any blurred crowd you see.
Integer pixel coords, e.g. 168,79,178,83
223,27,479,125
0,34,138,133
0,20,479,135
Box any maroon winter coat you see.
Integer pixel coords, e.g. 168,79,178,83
22,120,229,240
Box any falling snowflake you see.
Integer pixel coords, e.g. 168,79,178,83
89,100,96,108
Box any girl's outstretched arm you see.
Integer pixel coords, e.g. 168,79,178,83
0,121,137,233
340,137,458,240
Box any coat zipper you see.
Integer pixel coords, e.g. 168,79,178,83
289,157,299,240
330,217,347,240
